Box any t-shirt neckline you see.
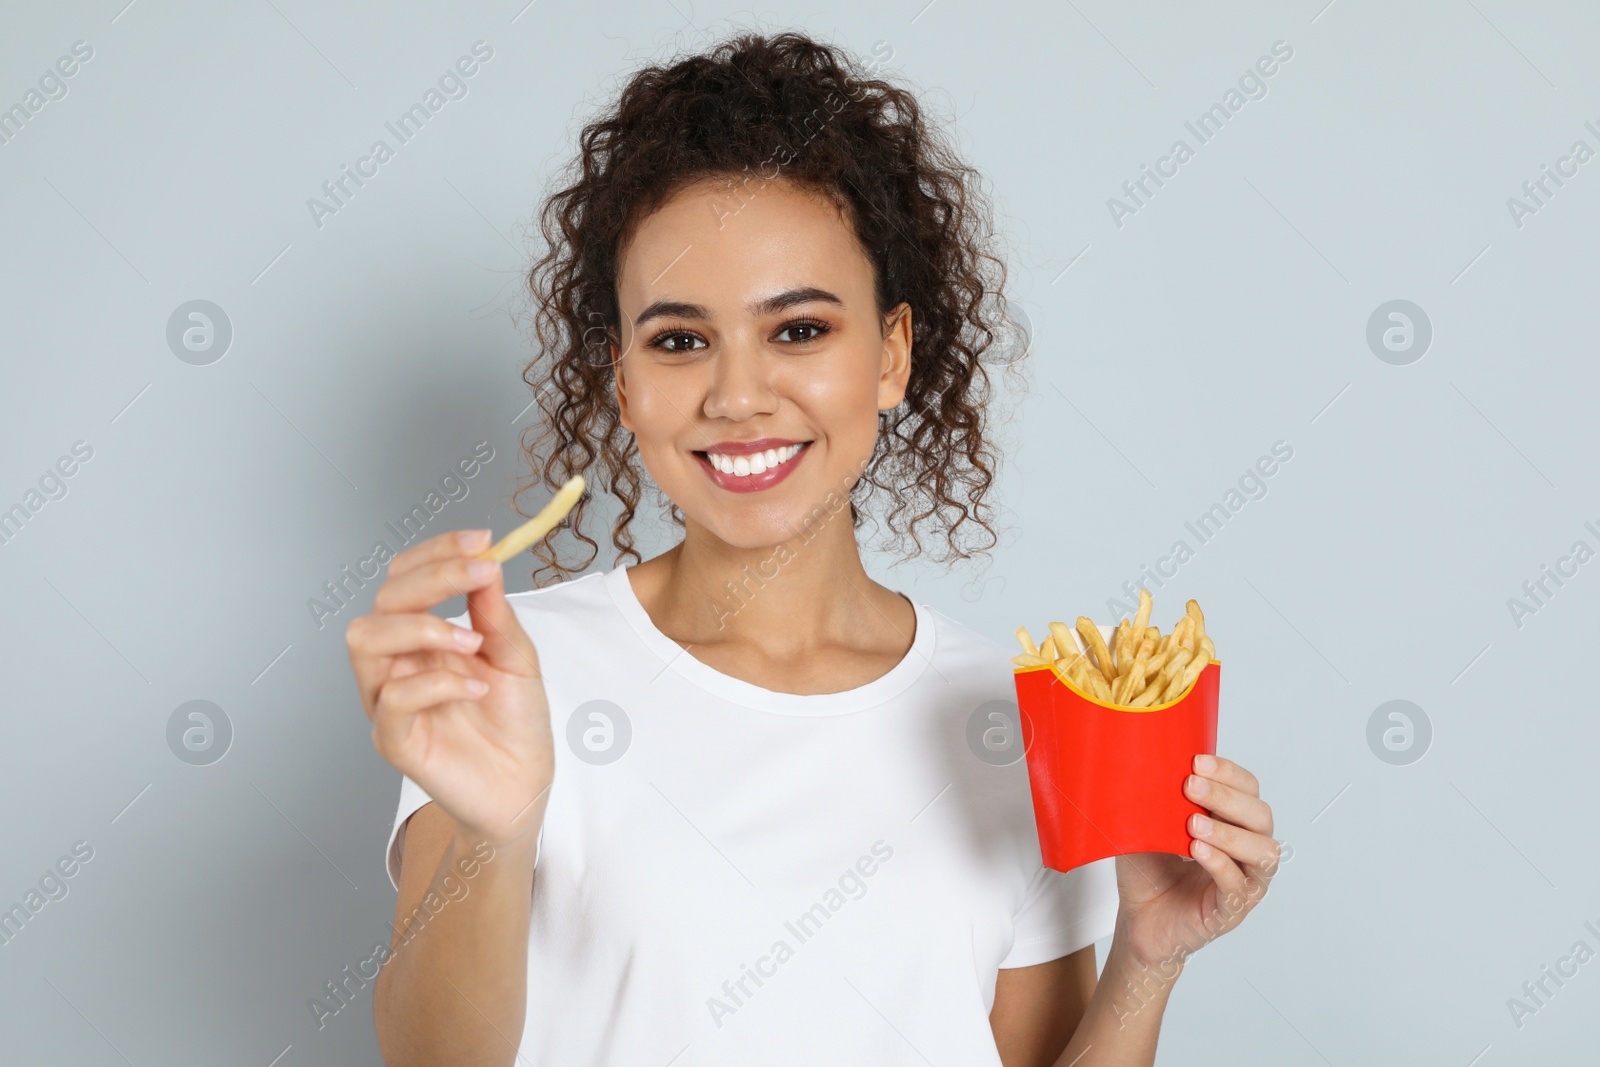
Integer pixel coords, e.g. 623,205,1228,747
603,563,934,716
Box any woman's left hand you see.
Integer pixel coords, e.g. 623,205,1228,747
1112,753,1280,970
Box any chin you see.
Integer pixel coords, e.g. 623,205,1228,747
679,497,828,552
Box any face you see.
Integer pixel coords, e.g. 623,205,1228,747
609,176,911,549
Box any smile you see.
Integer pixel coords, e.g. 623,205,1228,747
704,442,804,476
692,441,812,494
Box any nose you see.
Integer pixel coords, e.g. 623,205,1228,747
701,339,780,422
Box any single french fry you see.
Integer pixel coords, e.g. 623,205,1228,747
1124,643,1152,702
1112,629,1151,703
1160,647,1194,688
1015,626,1039,657
1172,614,1194,654
1186,599,1206,649
1048,621,1078,660
478,475,586,562
1126,668,1152,710
1055,645,1090,676
1132,587,1153,637
1198,635,1215,663
1011,653,1049,668
1111,665,1131,705
1039,633,1058,661
1144,639,1178,683
1162,655,1206,702
1128,671,1166,707
1086,669,1112,702
1076,617,1117,683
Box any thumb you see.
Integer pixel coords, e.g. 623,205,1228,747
465,564,541,677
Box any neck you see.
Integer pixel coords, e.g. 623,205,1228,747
637,509,886,652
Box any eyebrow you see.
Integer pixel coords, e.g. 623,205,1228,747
632,286,845,329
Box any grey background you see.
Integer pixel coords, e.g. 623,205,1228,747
2,0,1596,1063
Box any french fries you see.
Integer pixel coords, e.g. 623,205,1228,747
1011,588,1215,708
477,474,586,563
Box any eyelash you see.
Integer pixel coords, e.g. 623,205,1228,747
645,317,832,353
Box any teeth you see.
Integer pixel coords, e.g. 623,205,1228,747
707,443,803,477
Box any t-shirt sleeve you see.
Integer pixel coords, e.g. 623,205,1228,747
382,609,546,892
384,772,432,891
998,857,1120,969
383,773,548,892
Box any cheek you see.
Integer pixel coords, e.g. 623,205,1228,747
624,366,692,435
786,352,877,419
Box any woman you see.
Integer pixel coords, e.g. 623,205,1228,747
345,30,1278,1066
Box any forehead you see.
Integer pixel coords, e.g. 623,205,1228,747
615,177,874,311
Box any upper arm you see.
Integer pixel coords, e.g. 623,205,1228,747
990,944,1099,1067
387,802,457,952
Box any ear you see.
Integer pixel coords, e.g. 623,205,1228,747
876,301,913,413
611,343,633,432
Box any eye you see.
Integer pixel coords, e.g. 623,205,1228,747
646,329,706,354
775,318,831,344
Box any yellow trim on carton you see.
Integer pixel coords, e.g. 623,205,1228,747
1014,658,1220,713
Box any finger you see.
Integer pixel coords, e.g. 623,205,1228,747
388,646,457,681
385,528,492,581
1192,754,1259,797
1190,834,1249,905
371,668,488,746
374,554,504,615
347,612,478,708
1190,813,1282,875
463,566,543,678
346,617,481,700
1185,775,1274,837
388,648,469,681
347,613,484,661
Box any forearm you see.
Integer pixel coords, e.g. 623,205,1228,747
1052,924,1185,1066
375,819,542,1067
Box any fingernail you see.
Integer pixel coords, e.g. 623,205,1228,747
1187,774,1209,796
458,529,491,551
466,677,489,696
453,627,482,650
1192,814,1214,835
1194,753,1217,774
468,559,499,581
1193,840,1212,859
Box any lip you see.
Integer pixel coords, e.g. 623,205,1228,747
700,437,808,456
692,440,811,494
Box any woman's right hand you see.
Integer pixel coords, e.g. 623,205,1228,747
346,528,555,846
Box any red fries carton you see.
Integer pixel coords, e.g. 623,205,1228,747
1014,631,1220,874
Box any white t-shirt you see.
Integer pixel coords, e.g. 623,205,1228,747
385,563,1119,1065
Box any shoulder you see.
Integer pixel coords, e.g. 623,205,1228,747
917,600,1015,674
506,569,609,611
445,570,609,632
907,600,1024,721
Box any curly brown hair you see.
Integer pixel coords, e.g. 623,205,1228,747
512,28,1027,587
